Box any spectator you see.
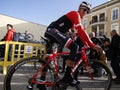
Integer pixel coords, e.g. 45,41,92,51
5,24,16,61
89,32,107,62
109,30,120,84
5,24,15,41
89,32,108,77
0,24,16,60
89,32,103,46
102,38,111,60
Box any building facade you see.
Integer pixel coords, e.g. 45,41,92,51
0,14,47,41
82,0,120,38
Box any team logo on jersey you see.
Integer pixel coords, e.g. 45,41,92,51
57,32,66,39
59,23,64,27
54,29,59,33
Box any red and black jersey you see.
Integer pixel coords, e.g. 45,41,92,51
48,11,95,48
48,11,80,33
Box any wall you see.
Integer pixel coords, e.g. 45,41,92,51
0,14,47,41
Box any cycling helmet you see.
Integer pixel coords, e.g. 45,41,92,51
79,1,91,14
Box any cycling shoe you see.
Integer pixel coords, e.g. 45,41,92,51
60,78,80,86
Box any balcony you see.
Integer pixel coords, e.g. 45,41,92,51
90,17,107,26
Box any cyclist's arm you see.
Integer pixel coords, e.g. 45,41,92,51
75,24,95,48
66,11,95,47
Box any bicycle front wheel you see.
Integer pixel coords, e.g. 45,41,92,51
4,57,54,90
77,60,112,90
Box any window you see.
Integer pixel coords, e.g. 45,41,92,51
92,15,97,23
99,13,105,22
111,23,119,33
111,8,119,20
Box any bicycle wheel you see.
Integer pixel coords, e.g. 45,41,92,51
76,60,112,90
4,57,55,90
26,33,34,41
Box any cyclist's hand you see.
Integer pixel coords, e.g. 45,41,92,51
92,45,102,53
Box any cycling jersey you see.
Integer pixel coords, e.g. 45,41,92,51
47,11,95,48
45,10,95,61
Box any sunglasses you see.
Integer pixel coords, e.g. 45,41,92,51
81,8,89,13
82,8,87,11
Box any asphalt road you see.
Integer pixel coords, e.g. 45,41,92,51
0,61,120,90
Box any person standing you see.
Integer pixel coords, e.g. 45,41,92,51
109,30,120,84
102,38,110,60
89,32,103,59
88,32,107,77
5,24,16,61
5,24,15,41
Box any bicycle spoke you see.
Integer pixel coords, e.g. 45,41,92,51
4,57,54,90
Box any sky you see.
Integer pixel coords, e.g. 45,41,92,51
0,0,110,26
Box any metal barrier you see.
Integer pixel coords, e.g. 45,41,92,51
0,41,46,75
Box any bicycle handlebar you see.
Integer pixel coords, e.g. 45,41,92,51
81,45,90,51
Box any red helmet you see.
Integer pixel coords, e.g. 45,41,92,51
79,1,91,14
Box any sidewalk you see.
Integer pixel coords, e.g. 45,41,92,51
0,61,120,90
0,73,120,90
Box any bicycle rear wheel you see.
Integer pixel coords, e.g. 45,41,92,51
4,57,54,90
77,60,112,90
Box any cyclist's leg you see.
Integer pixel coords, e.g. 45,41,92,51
36,68,47,90
61,55,68,73
62,42,80,85
45,28,79,85
73,37,84,80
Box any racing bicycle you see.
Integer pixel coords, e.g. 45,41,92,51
18,30,34,42
4,37,112,90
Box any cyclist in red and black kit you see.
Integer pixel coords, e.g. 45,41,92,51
37,1,102,90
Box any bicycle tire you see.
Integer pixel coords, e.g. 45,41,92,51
26,33,34,41
18,33,34,42
76,60,112,90
4,57,54,90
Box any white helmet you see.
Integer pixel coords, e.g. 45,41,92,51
79,1,91,14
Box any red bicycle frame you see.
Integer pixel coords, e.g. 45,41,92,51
30,46,93,87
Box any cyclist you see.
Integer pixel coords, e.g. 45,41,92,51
38,1,102,89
